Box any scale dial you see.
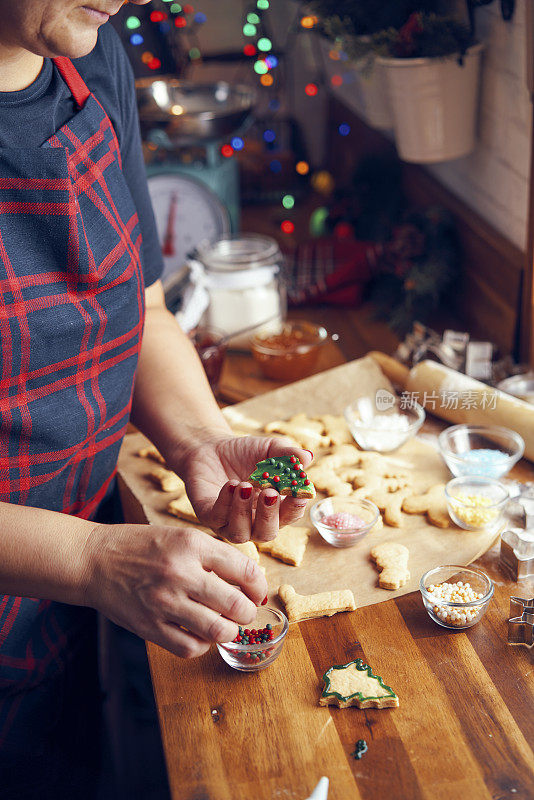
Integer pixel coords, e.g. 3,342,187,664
147,171,230,288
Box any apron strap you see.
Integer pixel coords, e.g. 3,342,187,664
53,56,91,109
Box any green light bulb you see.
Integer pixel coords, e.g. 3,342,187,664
243,23,257,36
257,37,272,52
282,195,295,209
125,16,141,30
257,0,269,8
254,60,268,75
247,12,260,24
170,3,182,11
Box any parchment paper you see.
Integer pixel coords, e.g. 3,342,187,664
117,356,501,612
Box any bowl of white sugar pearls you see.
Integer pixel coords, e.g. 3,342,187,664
344,391,425,452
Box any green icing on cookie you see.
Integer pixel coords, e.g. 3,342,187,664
249,456,314,498
321,659,397,704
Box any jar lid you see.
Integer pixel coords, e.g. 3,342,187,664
197,234,281,272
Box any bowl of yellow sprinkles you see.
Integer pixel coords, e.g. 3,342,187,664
445,476,509,531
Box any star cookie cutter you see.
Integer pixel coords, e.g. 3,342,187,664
507,596,534,647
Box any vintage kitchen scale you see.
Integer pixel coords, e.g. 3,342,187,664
135,78,256,297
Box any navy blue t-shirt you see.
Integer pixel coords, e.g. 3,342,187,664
0,23,163,287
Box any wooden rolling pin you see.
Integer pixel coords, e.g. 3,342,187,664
369,352,534,462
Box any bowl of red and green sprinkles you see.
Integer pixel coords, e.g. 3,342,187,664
438,424,524,479
217,607,289,672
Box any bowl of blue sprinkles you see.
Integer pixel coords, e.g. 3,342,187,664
438,424,524,479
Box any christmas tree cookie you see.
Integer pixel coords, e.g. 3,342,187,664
249,455,315,498
319,659,399,709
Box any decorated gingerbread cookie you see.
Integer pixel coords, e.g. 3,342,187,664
249,456,316,498
319,659,399,709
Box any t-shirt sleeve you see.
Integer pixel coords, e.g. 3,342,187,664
92,26,164,287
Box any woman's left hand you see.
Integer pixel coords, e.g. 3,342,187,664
170,434,314,544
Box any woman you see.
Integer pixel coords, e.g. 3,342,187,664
0,2,312,796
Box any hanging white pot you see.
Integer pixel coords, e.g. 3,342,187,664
377,43,484,163
319,36,393,130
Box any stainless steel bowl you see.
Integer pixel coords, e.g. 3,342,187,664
135,78,256,144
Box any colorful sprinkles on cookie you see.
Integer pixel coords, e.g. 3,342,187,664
249,456,315,498
319,659,399,709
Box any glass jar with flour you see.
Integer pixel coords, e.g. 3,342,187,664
186,235,286,349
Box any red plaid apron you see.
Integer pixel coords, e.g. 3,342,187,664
0,58,145,747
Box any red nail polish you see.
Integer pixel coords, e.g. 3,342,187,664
228,484,237,494
240,486,252,500
261,595,268,605
305,449,314,459
264,495,277,507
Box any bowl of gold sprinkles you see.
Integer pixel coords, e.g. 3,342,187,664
419,565,494,629
445,476,509,531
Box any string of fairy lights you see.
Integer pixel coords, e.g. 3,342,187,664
123,1,352,235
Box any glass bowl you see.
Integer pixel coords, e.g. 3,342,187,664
438,424,524,479
250,320,329,381
445,476,509,531
216,607,288,672
189,326,227,393
419,565,494,629
344,394,425,452
310,497,380,547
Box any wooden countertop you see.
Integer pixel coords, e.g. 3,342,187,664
128,315,534,800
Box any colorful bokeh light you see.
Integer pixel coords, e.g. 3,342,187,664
257,37,272,52
281,220,295,234
305,83,318,96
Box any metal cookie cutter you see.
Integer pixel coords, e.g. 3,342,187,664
507,597,534,647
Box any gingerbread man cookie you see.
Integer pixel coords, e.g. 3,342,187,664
264,414,330,451
402,483,450,528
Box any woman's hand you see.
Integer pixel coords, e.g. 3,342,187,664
170,434,314,543
83,523,267,658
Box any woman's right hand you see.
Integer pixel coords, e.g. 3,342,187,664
82,523,267,658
